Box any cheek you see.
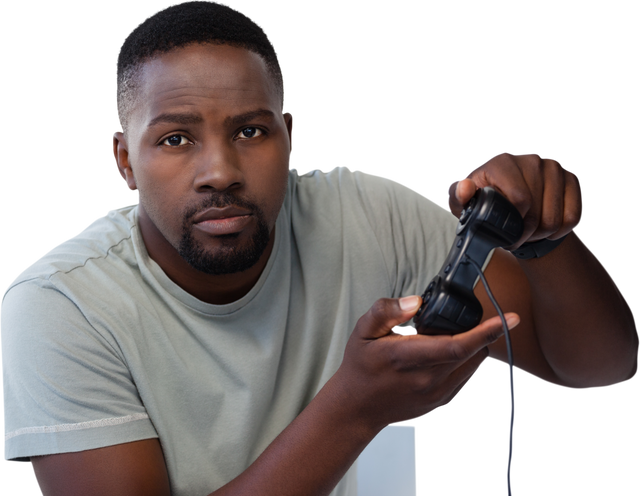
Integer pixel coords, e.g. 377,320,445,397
135,163,191,242
273,168,290,214
134,150,192,206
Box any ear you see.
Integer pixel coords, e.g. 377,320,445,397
284,110,296,164
113,132,137,191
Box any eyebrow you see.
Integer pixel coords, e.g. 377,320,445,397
146,109,276,129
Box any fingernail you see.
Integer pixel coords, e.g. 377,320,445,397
399,295,421,311
506,314,520,330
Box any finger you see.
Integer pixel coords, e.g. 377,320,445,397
468,154,534,216
394,312,520,368
445,178,477,218
455,179,477,204
424,312,520,363
533,159,566,240
551,170,581,239
354,296,422,340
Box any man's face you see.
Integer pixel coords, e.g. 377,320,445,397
118,43,292,275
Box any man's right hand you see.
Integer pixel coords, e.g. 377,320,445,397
333,295,519,430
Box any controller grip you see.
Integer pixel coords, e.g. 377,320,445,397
413,276,483,334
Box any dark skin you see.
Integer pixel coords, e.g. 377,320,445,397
111,44,295,305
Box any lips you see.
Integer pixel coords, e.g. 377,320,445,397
194,207,251,224
194,216,252,236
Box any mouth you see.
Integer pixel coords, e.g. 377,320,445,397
194,215,253,236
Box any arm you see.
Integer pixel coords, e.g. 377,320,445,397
451,154,637,387
212,359,381,496
513,233,637,385
32,440,171,496
32,390,367,496
481,236,637,386
32,298,517,496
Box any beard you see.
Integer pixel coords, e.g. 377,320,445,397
178,192,272,275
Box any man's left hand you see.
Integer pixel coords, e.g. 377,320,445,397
448,153,581,249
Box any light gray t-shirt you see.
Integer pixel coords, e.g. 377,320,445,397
2,168,456,495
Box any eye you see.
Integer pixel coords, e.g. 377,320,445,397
235,127,263,140
162,134,189,148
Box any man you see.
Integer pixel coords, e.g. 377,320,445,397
2,2,637,495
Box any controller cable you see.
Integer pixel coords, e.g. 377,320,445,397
463,255,515,496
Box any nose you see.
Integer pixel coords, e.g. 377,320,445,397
192,140,244,192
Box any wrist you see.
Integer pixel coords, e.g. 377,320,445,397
510,233,570,260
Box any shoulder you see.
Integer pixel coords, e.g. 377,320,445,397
286,167,435,216
5,206,139,295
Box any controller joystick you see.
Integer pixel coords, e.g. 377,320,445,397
414,187,524,335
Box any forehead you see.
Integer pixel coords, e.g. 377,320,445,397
132,44,280,126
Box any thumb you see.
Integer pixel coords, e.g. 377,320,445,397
448,178,477,217
354,296,422,340
398,295,422,315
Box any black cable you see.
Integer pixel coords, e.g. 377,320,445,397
463,255,514,496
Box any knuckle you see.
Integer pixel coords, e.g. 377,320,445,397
412,374,436,394
369,298,387,315
379,297,397,313
510,188,533,209
360,299,384,322
386,346,407,372
564,209,582,228
539,210,562,234
387,343,425,373
369,298,393,322
444,341,471,362
524,154,543,168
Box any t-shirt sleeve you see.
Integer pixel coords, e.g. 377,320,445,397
2,279,158,461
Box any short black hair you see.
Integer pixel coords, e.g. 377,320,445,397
117,1,283,133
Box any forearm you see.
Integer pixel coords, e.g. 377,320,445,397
518,232,637,387
210,371,378,496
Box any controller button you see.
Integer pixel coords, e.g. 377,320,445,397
420,278,438,305
423,291,432,303
459,197,476,225
444,264,451,274
456,238,463,248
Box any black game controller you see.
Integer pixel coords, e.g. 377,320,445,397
414,187,524,335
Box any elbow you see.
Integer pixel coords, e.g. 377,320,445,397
560,363,636,389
